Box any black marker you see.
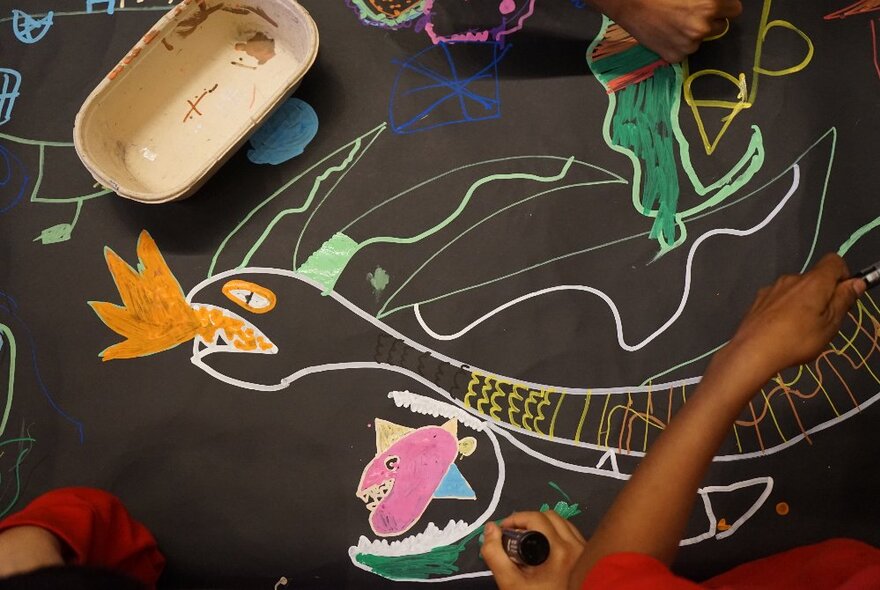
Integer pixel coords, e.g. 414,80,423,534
854,260,880,290
501,529,550,566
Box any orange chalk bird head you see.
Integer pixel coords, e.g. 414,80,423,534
90,231,277,361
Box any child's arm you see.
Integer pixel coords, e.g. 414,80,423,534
0,488,165,588
573,254,864,577
482,254,864,589
586,0,743,63
0,526,64,578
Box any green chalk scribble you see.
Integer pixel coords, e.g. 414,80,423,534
587,16,765,256
296,233,360,292
367,267,391,299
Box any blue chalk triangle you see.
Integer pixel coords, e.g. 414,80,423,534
433,463,475,499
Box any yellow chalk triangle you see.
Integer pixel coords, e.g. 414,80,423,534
374,418,415,453
684,71,751,155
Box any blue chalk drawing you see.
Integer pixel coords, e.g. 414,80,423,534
432,464,476,499
0,70,21,127
0,290,84,443
247,98,319,165
389,42,510,134
570,0,587,8
0,144,29,215
11,10,54,44
85,0,115,15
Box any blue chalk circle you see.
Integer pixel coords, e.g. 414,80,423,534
247,98,319,165
12,10,54,44
0,144,29,215
0,69,22,127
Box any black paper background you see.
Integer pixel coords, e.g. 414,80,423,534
1,1,879,588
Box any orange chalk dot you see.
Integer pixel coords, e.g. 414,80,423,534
717,518,730,532
776,502,790,516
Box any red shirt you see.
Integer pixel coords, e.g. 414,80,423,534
0,487,165,588
583,539,880,589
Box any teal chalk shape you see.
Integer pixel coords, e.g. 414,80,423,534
247,98,319,165
85,0,115,15
432,464,475,499
12,10,54,44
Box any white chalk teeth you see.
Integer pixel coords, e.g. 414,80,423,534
358,479,394,512
353,520,473,557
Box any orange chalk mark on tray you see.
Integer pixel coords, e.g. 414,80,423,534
107,66,124,81
182,83,219,122
776,502,790,516
122,47,141,64
143,29,159,44
90,231,275,360
235,32,275,65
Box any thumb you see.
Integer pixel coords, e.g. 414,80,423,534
481,522,522,588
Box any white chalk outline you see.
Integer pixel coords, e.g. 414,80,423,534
413,165,801,350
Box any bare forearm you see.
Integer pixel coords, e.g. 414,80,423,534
577,341,775,573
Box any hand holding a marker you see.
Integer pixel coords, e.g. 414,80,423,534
726,253,865,386
483,254,868,589
481,512,586,590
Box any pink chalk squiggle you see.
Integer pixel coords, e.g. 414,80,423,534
422,0,537,44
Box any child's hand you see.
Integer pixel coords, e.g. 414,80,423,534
481,512,587,590
727,253,865,381
0,526,64,578
600,0,743,63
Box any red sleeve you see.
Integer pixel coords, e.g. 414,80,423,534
703,539,880,590
581,553,704,590
0,487,165,589
583,540,880,590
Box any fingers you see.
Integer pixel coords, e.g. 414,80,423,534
563,517,588,544
828,279,861,326
715,0,743,18
853,277,868,298
481,522,522,587
500,511,560,545
543,510,583,547
501,511,577,544
707,18,728,38
500,511,587,568
811,253,850,284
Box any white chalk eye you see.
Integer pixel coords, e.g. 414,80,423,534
228,289,271,310
222,280,277,314
384,456,399,471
